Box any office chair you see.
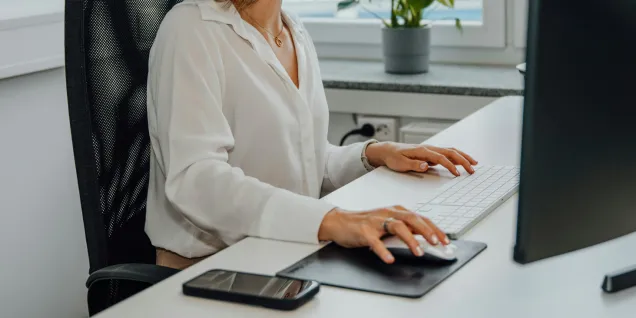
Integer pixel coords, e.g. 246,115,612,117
65,0,182,315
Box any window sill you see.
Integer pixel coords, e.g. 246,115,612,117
320,59,523,121
320,59,524,97
0,6,64,80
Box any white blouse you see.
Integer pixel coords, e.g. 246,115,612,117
145,0,372,258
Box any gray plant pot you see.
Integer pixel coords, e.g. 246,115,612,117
382,25,431,74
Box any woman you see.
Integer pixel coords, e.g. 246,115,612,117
146,0,478,270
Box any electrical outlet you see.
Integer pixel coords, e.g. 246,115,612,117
357,116,398,142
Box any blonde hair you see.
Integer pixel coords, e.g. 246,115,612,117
216,0,258,11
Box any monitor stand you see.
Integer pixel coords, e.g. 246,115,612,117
602,264,636,293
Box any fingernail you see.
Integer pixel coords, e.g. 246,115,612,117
431,235,439,245
444,236,450,244
469,167,475,173
455,169,460,176
385,254,395,263
420,163,428,170
416,246,424,256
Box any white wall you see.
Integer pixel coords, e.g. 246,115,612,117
0,68,89,318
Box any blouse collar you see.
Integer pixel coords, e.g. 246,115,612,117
193,0,305,41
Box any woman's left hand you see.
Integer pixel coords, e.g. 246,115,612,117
365,142,478,176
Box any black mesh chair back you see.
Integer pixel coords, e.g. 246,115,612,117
65,0,182,315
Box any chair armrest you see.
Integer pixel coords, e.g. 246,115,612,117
86,263,179,288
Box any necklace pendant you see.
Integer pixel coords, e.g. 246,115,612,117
274,37,283,47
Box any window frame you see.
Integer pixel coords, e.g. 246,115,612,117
0,4,63,80
513,0,528,48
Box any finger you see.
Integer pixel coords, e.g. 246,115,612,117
426,151,460,176
389,208,440,246
428,146,478,167
421,216,451,245
407,160,429,172
440,149,474,174
366,235,395,264
452,148,478,165
388,220,424,257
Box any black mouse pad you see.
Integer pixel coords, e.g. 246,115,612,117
276,240,487,298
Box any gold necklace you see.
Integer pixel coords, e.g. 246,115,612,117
246,13,285,47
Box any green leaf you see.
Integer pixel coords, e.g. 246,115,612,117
337,0,358,11
455,18,463,32
410,0,435,12
402,0,433,27
436,0,454,8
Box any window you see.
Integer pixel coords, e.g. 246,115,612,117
283,0,507,61
287,0,483,21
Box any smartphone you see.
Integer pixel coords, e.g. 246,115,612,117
182,269,320,310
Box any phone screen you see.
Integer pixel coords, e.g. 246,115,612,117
186,270,312,299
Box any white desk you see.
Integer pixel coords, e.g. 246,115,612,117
97,96,636,318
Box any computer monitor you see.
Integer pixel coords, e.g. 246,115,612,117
514,0,636,279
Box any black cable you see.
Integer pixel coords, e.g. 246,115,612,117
339,124,376,146
339,130,360,146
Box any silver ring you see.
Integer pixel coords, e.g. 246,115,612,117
383,217,396,234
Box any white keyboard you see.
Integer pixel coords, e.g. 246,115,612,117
413,165,520,239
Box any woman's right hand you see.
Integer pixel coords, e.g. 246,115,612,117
318,206,450,264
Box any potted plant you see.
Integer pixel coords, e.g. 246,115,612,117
338,0,462,74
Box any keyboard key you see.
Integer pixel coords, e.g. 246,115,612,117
430,216,443,223
456,207,471,214
430,205,458,215
465,208,482,217
438,221,452,228
417,205,433,212
481,198,496,205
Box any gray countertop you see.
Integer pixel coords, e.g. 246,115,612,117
320,60,524,97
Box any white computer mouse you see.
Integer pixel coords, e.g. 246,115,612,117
383,235,458,261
